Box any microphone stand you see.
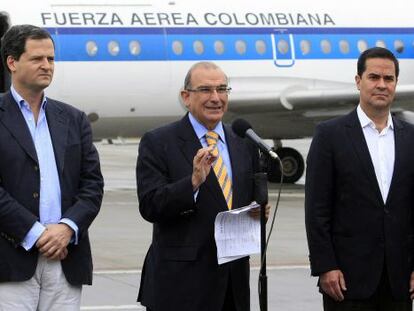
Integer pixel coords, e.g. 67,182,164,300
254,171,269,311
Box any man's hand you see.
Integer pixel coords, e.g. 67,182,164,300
409,271,414,299
248,203,270,220
191,146,217,191
320,269,347,301
36,224,73,260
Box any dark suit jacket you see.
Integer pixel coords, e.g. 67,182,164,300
136,115,259,311
305,109,414,300
0,91,104,285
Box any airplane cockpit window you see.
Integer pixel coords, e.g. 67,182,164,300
277,39,289,55
320,39,332,54
108,41,120,56
193,40,204,55
235,40,247,55
172,40,183,55
339,40,350,54
376,40,386,48
86,41,98,57
255,40,266,55
129,40,141,56
214,40,225,55
300,40,311,55
394,40,404,53
357,40,368,53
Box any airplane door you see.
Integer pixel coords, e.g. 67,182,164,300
271,32,295,67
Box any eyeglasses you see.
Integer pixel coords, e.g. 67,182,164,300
186,86,232,95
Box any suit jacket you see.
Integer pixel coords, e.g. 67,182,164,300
305,109,414,300
136,115,259,311
0,91,104,285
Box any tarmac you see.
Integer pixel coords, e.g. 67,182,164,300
80,139,323,310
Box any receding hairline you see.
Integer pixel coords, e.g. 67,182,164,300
184,61,228,89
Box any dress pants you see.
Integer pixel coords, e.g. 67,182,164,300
0,255,82,311
146,278,238,311
323,267,412,311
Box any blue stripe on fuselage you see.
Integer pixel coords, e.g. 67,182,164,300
47,27,414,62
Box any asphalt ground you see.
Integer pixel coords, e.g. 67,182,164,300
80,139,324,310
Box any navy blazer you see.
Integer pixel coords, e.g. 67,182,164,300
0,91,103,285
305,109,414,300
136,115,259,311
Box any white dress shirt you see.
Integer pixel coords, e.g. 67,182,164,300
357,105,395,203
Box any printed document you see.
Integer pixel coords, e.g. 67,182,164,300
214,202,261,265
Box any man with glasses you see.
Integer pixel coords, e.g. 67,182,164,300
136,62,262,310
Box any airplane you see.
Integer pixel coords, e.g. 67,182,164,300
1,0,414,183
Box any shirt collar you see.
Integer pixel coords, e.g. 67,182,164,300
11,85,48,110
356,104,394,130
188,113,226,143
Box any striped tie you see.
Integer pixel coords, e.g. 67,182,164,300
205,131,233,210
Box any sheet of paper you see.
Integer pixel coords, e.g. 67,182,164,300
214,202,261,265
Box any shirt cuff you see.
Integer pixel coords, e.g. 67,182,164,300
60,218,79,245
21,222,46,251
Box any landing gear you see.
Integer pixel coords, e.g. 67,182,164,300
266,147,305,184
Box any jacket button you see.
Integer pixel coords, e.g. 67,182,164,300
33,192,39,198
34,165,39,171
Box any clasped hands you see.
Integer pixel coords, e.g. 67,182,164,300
36,223,73,261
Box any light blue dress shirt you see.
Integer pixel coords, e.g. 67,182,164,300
188,113,233,199
10,86,78,250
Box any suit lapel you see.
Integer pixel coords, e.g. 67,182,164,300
345,110,383,203
45,100,68,175
177,115,228,210
0,92,38,163
386,117,404,205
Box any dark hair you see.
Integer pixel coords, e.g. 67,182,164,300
1,24,54,73
357,47,399,78
183,61,228,90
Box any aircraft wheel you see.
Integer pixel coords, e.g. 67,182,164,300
267,147,304,184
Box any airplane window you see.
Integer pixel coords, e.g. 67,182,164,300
320,40,331,54
108,41,120,56
394,40,404,53
86,41,98,57
172,40,183,55
255,40,266,55
277,39,289,55
376,40,386,48
129,41,141,56
214,40,225,55
235,40,247,55
357,40,368,53
193,40,204,55
339,40,350,54
300,40,311,55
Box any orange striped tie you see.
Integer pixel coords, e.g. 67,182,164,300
206,131,233,210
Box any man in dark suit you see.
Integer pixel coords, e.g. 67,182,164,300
136,62,265,310
0,25,103,310
305,47,414,310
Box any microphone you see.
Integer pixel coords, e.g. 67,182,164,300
232,118,278,160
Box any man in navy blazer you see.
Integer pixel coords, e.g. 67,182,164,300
306,47,414,310
136,62,263,310
0,25,103,310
